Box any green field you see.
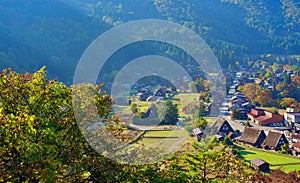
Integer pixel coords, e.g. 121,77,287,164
143,129,188,137
138,130,189,151
236,145,300,173
143,130,174,137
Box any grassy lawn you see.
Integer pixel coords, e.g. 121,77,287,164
138,129,189,151
174,93,199,101
141,138,162,145
144,130,173,137
143,130,188,138
236,145,300,173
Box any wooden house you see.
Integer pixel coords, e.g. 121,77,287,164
193,128,203,142
251,158,269,172
248,109,284,127
237,127,266,147
262,131,288,151
212,118,234,136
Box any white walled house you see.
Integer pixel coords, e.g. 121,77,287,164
284,112,300,125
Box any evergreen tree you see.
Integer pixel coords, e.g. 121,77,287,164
161,100,179,125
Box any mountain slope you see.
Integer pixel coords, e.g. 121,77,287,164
0,0,299,83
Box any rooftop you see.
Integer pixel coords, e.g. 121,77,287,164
263,131,286,148
239,127,265,144
286,112,300,116
193,128,203,135
251,158,268,167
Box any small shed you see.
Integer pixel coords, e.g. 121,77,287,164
193,128,203,142
215,134,224,142
251,158,269,172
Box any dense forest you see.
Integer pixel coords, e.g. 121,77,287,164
0,0,299,84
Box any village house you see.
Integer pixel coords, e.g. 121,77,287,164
241,102,255,112
248,108,284,127
262,131,288,151
237,127,266,147
136,92,149,101
135,86,153,101
228,104,248,119
232,98,247,106
212,118,234,137
154,87,167,98
251,158,270,172
284,110,300,125
227,92,251,119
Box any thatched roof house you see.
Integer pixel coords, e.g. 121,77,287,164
262,131,288,151
237,127,266,147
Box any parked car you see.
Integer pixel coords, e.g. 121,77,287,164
240,121,246,125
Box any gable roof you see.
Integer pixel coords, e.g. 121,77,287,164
242,102,254,107
251,158,268,167
248,109,284,125
239,127,265,144
193,128,202,135
213,118,234,133
257,114,284,126
229,105,246,111
263,131,287,148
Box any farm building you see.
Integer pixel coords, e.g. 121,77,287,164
237,127,266,147
251,158,270,172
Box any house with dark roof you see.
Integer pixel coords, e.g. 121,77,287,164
248,109,284,127
262,131,288,151
237,127,266,147
155,87,167,98
136,87,153,101
241,102,255,112
215,134,224,142
232,98,247,105
212,118,234,136
136,92,149,101
251,158,269,172
228,105,248,120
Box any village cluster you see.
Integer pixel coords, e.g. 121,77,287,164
194,65,300,172
130,63,300,172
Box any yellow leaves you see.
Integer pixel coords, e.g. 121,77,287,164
82,171,91,179
23,114,37,135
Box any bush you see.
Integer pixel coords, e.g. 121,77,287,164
184,125,194,136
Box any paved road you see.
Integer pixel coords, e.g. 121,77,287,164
222,116,276,133
222,116,245,132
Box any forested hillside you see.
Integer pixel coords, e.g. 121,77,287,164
0,0,299,83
